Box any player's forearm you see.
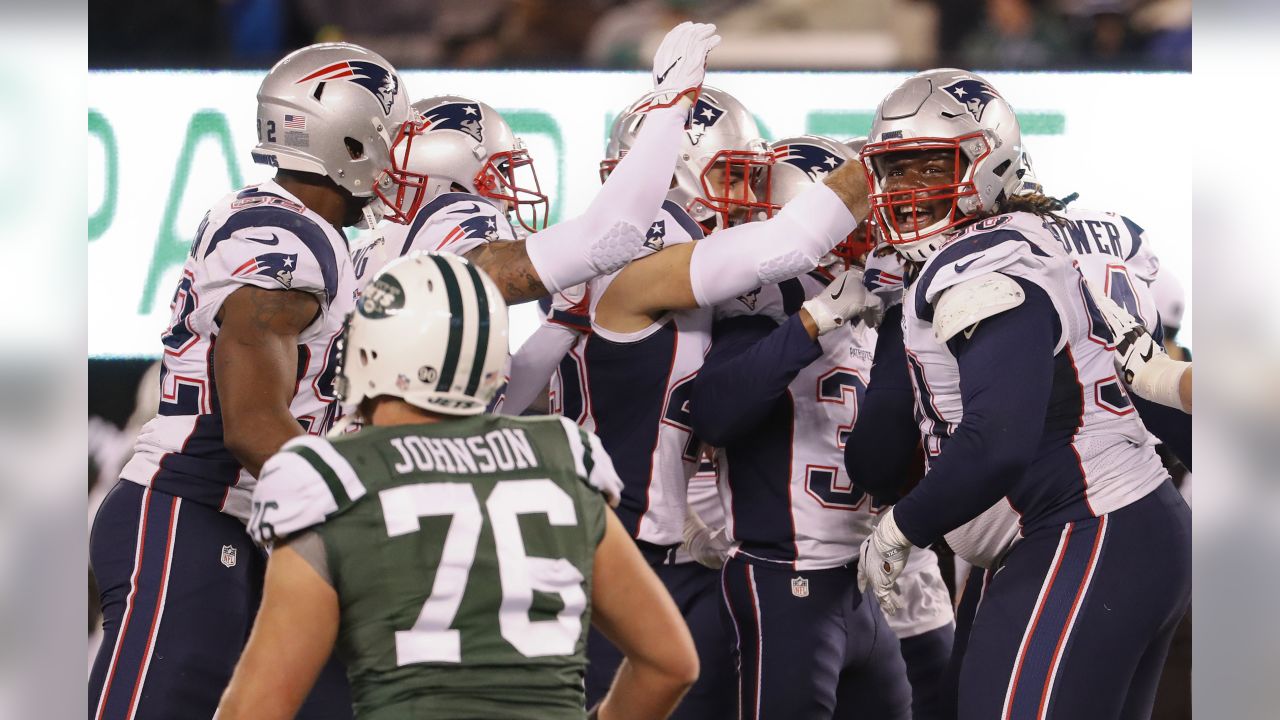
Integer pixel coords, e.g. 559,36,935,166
598,657,697,720
463,242,549,303
687,182,858,308
501,322,581,416
893,287,1054,547
690,314,821,446
822,159,871,220
523,105,687,295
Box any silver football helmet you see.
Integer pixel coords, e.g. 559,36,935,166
861,68,1024,262
602,86,772,229
379,95,548,231
253,43,411,212
336,251,509,417
757,135,871,268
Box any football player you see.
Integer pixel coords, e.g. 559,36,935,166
362,22,725,305
502,85,877,718
89,43,412,719
850,68,1190,719
217,253,699,720
685,134,913,720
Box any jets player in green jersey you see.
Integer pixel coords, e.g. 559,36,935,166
216,252,699,720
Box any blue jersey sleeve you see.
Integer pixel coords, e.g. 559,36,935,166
844,303,921,503
1131,393,1192,470
893,278,1057,547
689,312,822,448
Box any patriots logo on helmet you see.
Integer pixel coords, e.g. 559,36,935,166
941,79,1002,122
645,220,666,252
687,97,726,146
421,102,484,143
296,60,400,115
233,252,299,289
773,143,844,182
736,288,760,311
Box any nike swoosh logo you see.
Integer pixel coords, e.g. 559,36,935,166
454,203,483,216
830,275,849,300
246,234,280,245
656,57,680,85
954,255,983,273
1139,342,1154,363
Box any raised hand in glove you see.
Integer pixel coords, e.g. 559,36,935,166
640,21,721,111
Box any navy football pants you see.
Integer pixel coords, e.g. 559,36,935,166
720,556,911,720
954,481,1191,720
89,480,352,719
586,561,736,720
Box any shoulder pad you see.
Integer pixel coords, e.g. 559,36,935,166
558,417,624,506
248,435,367,547
932,272,1025,343
204,203,341,304
915,226,1051,322
401,193,515,257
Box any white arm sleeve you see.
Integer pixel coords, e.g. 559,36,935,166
500,321,582,416
688,182,858,307
524,105,688,293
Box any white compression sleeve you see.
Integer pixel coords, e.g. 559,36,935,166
1130,355,1190,412
688,182,858,307
500,321,582,416
524,105,687,293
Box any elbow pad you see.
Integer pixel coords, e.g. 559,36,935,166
688,182,857,307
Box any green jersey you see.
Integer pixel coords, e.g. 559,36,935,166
250,414,624,720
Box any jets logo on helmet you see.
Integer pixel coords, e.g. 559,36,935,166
420,102,485,143
941,79,1002,122
772,142,844,182
687,97,726,145
295,59,400,115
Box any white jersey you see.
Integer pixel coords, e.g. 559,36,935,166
903,212,1168,568
121,181,357,520
558,200,709,547
706,272,879,570
1046,207,1161,332
379,191,517,263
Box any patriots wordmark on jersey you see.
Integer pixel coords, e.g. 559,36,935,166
250,415,622,720
120,181,357,519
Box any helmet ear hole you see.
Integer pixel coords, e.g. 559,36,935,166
359,348,369,366
345,137,366,160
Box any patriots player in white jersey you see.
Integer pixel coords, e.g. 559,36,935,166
89,43,415,720
685,134,914,720
502,85,878,717
850,69,1190,720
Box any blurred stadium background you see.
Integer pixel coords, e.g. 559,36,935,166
80,0,1204,716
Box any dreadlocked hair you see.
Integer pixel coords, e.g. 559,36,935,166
995,192,1071,227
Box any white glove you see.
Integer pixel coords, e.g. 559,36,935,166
801,268,884,335
857,508,912,615
1091,287,1189,410
641,21,721,110
682,507,732,569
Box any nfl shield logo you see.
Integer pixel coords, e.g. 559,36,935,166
791,576,809,598
221,544,238,568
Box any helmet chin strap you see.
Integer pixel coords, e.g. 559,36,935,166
360,203,381,231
